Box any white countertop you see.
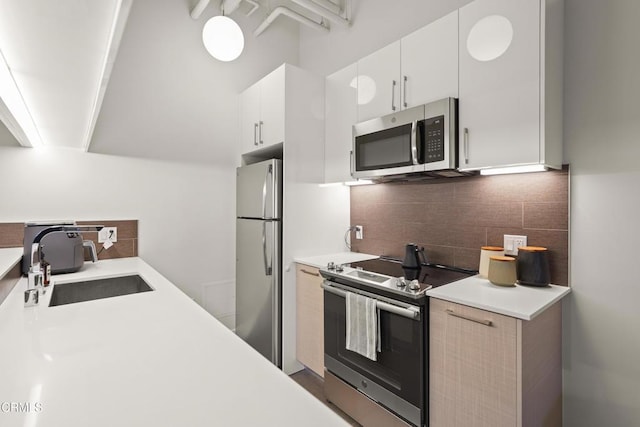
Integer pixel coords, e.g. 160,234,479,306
0,258,348,427
0,247,22,278
426,275,571,320
294,252,378,269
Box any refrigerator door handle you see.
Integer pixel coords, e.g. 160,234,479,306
262,222,272,276
262,164,273,219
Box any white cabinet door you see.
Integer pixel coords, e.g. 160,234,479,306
458,0,541,170
401,10,459,108
356,41,401,123
325,63,358,183
240,83,261,154
259,65,286,148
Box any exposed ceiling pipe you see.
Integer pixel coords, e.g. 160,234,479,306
291,0,350,27
242,0,260,16
254,6,329,37
309,0,341,16
190,0,211,19
191,0,259,19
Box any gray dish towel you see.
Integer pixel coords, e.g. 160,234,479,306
345,292,378,361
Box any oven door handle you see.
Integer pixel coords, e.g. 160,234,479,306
321,282,421,321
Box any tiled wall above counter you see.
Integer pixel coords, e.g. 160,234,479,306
350,168,569,285
0,220,139,261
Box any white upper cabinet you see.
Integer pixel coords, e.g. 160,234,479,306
458,0,563,171
324,63,358,183
240,66,285,154
259,66,285,148
356,10,459,123
240,83,261,155
401,10,459,109
355,41,401,123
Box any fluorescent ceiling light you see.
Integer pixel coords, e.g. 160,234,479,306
0,49,42,147
202,16,244,62
480,164,547,176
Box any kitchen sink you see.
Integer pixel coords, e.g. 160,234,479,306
49,275,153,307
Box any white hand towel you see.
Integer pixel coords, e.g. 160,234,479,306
345,292,378,361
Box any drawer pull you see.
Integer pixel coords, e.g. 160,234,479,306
445,308,493,327
300,268,320,277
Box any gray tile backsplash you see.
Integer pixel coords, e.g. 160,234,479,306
350,167,569,285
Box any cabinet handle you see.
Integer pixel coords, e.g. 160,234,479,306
259,121,264,144
403,75,408,108
254,123,259,146
300,268,320,277
391,80,397,111
464,128,469,164
445,308,493,327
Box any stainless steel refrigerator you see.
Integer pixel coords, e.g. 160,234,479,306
236,159,282,367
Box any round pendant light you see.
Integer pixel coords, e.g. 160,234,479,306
202,15,244,62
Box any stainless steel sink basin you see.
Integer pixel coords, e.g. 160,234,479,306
49,275,153,307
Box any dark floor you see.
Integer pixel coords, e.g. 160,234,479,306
290,369,361,426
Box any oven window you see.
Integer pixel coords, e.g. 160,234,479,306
355,123,413,171
324,291,424,407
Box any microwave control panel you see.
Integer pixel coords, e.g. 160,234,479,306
424,115,445,163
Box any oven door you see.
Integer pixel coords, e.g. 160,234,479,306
323,281,425,426
352,105,426,179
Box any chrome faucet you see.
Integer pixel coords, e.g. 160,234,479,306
25,225,103,307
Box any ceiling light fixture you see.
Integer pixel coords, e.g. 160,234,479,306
202,3,244,62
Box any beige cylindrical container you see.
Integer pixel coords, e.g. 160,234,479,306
488,256,517,287
479,246,504,278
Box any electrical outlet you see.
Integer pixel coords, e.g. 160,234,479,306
355,225,363,240
504,234,527,256
98,227,118,243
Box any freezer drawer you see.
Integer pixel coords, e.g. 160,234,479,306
235,218,281,367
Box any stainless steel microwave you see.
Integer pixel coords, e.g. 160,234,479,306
352,98,458,179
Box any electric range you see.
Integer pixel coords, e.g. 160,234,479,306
319,256,475,427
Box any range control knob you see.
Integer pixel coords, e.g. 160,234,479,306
395,277,407,288
335,264,344,272
408,280,421,291
327,262,335,270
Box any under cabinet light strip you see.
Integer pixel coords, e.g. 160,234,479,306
480,164,547,176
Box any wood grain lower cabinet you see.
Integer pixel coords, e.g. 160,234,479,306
295,264,324,377
429,298,562,427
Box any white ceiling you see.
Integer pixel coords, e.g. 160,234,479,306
0,0,327,163
0,0,131,150
88,0,300,165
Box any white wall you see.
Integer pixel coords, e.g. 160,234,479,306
563,0,640,424
0,146,237,328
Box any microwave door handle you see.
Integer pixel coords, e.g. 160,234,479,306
411,121,419,165
350,150,354,177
